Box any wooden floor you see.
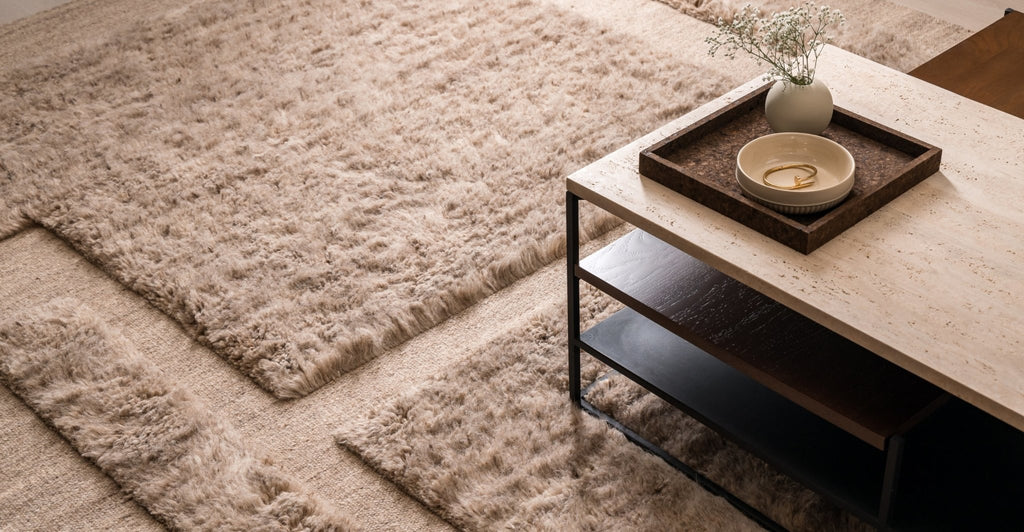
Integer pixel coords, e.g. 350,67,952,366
890,0,1024,31
3,0,1024,28
910,10,1024,118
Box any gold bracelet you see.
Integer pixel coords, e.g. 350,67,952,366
762,163,818,190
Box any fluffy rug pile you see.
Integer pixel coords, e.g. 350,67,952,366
0,0,966,399
0,299,352,530
327,4,967,528
0,0,739,398
336,286,876,530
1,0,971,529
337,294,766,530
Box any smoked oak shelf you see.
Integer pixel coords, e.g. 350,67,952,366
580,308,885,519
577,230,947,451
566,219,949,529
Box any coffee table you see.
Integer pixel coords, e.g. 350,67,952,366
566,45,1024,530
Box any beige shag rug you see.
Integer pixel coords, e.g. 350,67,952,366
0,299,354,531
336,295,869,531
0,0,970,528
337,294,763,531
331,8,966,525
0,0,967,399
0,0,738,399
583,374,873,531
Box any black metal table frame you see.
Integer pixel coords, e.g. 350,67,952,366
565,190,907,531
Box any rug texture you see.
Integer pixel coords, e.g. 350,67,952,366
0,0,967,399
0,0,739,398
337,292,764,531
0,299,354,531
583,374,872,531
336,293,869,531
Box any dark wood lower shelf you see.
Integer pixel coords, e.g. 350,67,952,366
888,399,1024,531
581,308,1024,530
567,196,1024,529
581,307,885,524
578,229,946,449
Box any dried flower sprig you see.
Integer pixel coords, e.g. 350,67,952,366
706,2,845,86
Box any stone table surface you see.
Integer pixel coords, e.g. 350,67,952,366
567,45,1024,433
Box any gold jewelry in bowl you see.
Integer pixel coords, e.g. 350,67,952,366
762,163,818,190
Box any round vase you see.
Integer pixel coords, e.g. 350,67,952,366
764,78,834,135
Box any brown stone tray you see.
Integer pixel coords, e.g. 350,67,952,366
639,83,942,253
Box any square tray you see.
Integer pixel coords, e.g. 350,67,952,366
639,83,942,253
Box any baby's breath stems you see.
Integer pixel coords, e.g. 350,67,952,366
706,2,845,86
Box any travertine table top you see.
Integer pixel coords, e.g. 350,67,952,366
567,45,1024,432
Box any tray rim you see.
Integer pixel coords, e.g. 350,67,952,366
638,83,943,253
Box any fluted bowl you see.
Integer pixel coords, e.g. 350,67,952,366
736,132,855,214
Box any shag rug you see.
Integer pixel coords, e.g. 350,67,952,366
331,7,964,525
336,294,867,531
0,0,732,398
337,294,763,530
0,0,967,399
0,299,353,531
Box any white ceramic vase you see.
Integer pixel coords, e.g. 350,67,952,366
764,78,834,135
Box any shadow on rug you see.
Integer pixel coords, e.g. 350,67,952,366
0,299,353,531
336,291,868,531
0,0,736,398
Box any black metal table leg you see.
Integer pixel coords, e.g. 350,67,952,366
567,190,582,406
579,395,788,532
565,191,785,530
878,434,906,528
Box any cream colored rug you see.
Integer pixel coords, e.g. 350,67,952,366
328,6,967,528
338,294,763,531
336,295,869,531
0,0,966,400
0,0,742,399
0,299,353,530
0,0,969,529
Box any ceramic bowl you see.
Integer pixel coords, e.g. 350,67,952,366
735,132,855,214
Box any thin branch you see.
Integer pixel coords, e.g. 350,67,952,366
705,2,844,85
